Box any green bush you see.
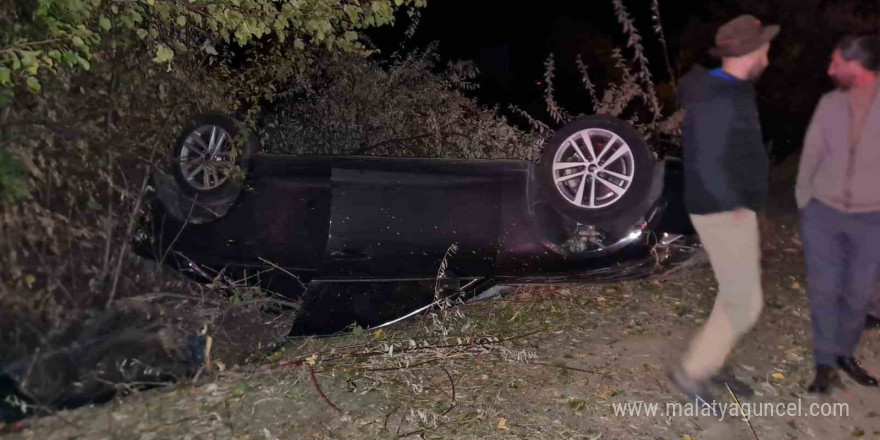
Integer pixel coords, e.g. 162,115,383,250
0,0,423,361
0,148,29,205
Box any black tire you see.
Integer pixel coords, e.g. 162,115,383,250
539,115,655,225
163,114,257,223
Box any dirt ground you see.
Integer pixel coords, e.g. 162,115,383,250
3,161,880,440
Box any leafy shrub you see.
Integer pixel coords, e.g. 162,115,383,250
0,149,29,205
261,46,545,161
0,0,423,362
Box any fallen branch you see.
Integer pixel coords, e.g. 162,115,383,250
280,360,343,415
439,365,456,416
395,428,425,439
533,361,602,375
137,291,301,309
137,292,221,303
277,328,551,380
307,362,342,415
725,382,760,440
345,327,548,360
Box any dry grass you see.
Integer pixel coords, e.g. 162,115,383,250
4,281,691,439
7,209,880,440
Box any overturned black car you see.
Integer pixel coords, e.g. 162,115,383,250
138,114,699,335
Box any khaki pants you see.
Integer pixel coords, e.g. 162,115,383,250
682,210,764,381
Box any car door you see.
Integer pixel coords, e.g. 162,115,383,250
320,157,506,279
164,156,332,278
232,156,333,271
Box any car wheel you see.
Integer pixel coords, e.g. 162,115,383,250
539,115,655,225
163,114,256,223
173,114,255,195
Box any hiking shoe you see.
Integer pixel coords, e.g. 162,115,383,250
808,364,841,394
668,367,718,417
710,370,755,398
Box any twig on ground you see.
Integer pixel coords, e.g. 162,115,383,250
359,357,445,372
138,292,222,303
234,297,301,309
280,360,343,415
396,429,425,439
307,363,343,415
344,327,548,360
94,376,175,391
533,361,602,375
251,398,285,416
439,366,456,415
137,291,300,309
725,382,760,440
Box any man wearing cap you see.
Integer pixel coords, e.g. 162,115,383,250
796,34,880,393
668,15,778,406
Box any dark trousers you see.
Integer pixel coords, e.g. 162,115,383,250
873,280,880,316
800,200,880,366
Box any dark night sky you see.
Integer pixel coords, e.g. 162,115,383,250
371,0,721,111
366,0,880,158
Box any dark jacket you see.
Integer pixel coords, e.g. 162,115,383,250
677,65,768,214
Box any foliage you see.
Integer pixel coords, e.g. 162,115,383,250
0,0,422,107
610,0,661,119
0,148,30,205
0,0,681,379
0,0,422,364
261,46,544,160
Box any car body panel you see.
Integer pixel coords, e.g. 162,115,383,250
139,154,699,334
322,158,505,278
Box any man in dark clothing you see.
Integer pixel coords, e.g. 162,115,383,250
668,15,778,409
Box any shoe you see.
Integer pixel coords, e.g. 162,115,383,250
837,356,879,387
866,314,880,330
807,365,840,394
710,371,755,398
668,367,718,417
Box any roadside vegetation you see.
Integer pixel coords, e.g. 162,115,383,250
0,0,684,426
